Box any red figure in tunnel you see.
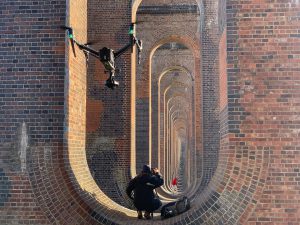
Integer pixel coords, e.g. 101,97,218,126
171,177,178,186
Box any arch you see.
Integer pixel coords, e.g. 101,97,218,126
157,65,194,83
149,36,201,168
149,35,201,59
166,117,190,193
162,91,195,196
146,35,201,180
131,0,204,23
155,66,194,171
132,0,205,217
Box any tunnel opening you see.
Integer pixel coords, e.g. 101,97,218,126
77,0,206,220
79,0,204,219
134,0,202,204
65,0,227,221
157,66,196,199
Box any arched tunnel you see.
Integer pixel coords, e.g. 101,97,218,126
1,0,300,224
62,0,268,223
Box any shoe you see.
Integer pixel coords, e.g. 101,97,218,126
144,211,152,220
137,211,143,219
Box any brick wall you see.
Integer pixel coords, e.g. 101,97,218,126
0,0,66,224
1,0,300,224
227,1,300,224
85,0,133,208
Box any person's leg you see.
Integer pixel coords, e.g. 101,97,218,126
144,211,151,219
144,199,162,219
137,210,143,219
134,202,143,219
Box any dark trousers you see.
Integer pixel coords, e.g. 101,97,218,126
135,198,162,212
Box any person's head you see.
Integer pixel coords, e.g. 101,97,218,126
142,164,151,174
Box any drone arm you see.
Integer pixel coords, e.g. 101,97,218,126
61,26,99,59
114,43,132,59
114,37,142,60
74,41,99,58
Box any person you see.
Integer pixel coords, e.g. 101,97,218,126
126,165,164,219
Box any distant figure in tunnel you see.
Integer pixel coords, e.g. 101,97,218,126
126,165,164,219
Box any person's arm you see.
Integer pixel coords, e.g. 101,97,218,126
148,172,164,188
126,177,137,200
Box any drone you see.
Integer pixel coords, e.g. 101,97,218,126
61,24,142,89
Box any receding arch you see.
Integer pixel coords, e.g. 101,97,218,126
146,36,202,180
161,84,195,197
158,65,194,84
131,0,204,23
149,35,201,59
132,0,204,217
134,35,200,173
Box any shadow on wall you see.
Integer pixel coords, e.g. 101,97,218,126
88,136,134,209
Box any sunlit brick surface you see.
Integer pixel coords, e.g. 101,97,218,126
1,0,300,224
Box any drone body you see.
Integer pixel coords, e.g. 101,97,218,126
62,24,142,89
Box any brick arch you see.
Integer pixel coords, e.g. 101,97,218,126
64,1,269,224
61,1,139,223
133,0,202,176
138,35,201,102
158,66,194,102
163,110,189,184
131,0,204,23
160,82,194,177
135,34,201,172
172,117,189,184
149,35,201,59
59,6,200,225
161,87,197,197
170,118,190,193
61,2,210,224
149,36,202,182
26,1,141,225
163,113,189,193
158,85,190,174
157,65,194,83
143,35,200,98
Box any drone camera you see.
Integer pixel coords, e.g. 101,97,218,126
105,75,120,90
99,47,115,71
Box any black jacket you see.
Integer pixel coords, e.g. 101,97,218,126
126,172,164,211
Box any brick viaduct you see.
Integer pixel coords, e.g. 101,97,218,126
0,0,300,224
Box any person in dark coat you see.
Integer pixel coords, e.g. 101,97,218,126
126,165,164,219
